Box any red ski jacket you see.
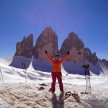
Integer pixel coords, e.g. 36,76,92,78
45,53,69,72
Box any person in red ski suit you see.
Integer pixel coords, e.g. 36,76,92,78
45,50,69,93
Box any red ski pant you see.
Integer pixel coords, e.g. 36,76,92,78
51,72,63,91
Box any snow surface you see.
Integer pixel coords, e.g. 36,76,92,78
0,57,108,108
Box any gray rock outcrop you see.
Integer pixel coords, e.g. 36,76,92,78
84,48,98,64
60,32,85,62
34,26,58,59
15,34,33,58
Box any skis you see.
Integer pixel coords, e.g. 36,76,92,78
80,92,91,95
72,92,81,103
39,83,48,86
62,91,71,100
62,91,81,103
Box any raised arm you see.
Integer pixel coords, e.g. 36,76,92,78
45,50,54,62
60,51,70,62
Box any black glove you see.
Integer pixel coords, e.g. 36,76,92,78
45,50,47,54
67,51,70,55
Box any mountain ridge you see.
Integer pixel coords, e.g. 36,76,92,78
10,26,108,74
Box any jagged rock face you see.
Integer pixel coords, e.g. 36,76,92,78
15,34,33,58
60,32,85,62
102,59,108,67
84,48,98,64
84,48,92,61
34,27,58,59
14,27,99,65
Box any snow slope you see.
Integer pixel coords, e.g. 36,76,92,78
10,56,108,75
0,57,108,108
0,57,108,87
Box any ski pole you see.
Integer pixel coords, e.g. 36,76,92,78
0,68,2,83
0,68,4,83
24,69,27,83
23,63,27,83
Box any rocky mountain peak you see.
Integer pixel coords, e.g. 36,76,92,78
15,34,33,58
14,27,99,64
60,32,85,62
34,27,58,58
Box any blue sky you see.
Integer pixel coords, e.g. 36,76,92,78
0,0,108,59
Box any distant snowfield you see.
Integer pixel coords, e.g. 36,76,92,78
0,57,108,108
